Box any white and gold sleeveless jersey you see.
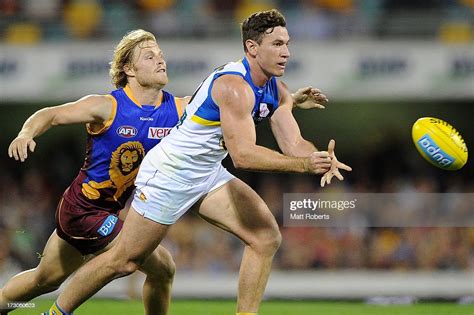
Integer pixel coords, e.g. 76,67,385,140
144,57,280,183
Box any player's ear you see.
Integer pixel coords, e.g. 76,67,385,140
124,63,134,77
245,39,258,57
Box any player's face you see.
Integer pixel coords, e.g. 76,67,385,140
129,40,168,88
256,26,290,77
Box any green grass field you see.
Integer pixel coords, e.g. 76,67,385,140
12,299,474,315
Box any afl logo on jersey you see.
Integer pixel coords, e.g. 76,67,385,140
117,126,137,138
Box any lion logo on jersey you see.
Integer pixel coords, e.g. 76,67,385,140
82,141,145,201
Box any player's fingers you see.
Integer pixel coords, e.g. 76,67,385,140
311,88,322,95
9,147,18,160
16,142,25,161
7,143,13,158
337,162,352,171
314,93,328,102
326,172,334,185
320,174,326,187
334,169,344,181
29,140,36,153
316,162,332,170
301,86,313,94
327,139,335,155
316,155,331,162
310,103,325,109
19,142,29,161
12,149,19,160
312,151,329,158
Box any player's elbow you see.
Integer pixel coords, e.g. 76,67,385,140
232,154,249,170
230,149,252,170
40,107,63,127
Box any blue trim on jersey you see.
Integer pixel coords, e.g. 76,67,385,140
241,58,279,123
192,58,279,125
193,71,244,122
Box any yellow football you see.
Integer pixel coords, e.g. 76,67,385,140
412,117,468,170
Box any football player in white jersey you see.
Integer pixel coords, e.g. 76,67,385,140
46,9,350,315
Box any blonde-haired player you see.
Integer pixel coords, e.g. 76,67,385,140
1,29,178,315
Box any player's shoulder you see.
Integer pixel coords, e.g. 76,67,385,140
217,59,247,74
76,94,116,122
77,94,115,106
213,74,252,98
212,75,254,111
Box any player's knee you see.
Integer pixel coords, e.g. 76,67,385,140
32,270,65,291
267,229,282,253
252,228,282,256
145,247,176,282
107,248,141,276
159,247,176,282
120,260,141,276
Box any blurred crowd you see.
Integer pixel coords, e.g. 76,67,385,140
0,133,473,284
1,0,474,44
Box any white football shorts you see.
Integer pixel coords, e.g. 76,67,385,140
131,158,235,225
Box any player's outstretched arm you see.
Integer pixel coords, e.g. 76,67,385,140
271,81,320,157
8,95,114,162
214,75,331,174
272,82,352,186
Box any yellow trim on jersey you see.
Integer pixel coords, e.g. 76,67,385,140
174,97,184,117
191,115,221,126
87,94,117,136
124,84,163,107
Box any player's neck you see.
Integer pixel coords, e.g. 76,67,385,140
246,57,271,87
127,82,163,105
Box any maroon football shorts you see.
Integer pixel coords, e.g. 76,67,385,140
55,197,123,255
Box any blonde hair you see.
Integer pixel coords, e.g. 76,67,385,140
110,29,157,88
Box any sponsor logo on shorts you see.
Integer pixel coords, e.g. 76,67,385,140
117,125,137,138
148,127,172,139
417,134,455,167
97,215,118,237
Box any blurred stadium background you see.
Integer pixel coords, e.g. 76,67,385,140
0,0,473,307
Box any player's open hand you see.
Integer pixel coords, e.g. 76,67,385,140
8,135,36,162
293,86,328,110
320,139,352,187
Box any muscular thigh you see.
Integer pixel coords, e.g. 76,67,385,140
36,231,85,281
193,178,279,244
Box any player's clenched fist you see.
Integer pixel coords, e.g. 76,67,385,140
305,151,332,174
8,135,36,162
